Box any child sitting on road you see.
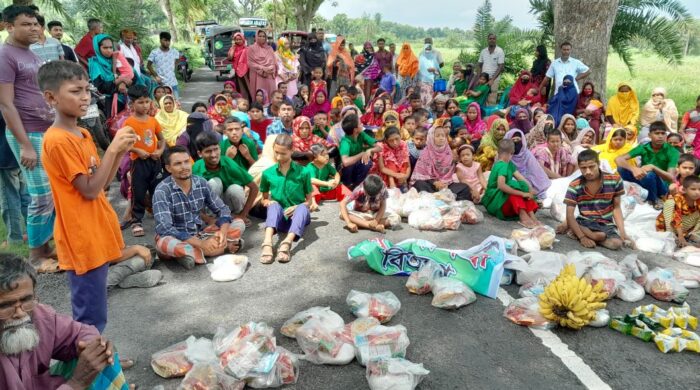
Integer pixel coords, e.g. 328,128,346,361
372,127,410,191
482,139,541,228
669,153,697,196
305,143,350,209
408,126,428,172
259,134,313,264
340,174,400,233
312,110,331,141
454,144,486,203
657,175,700,248
401,114,417,141
220,116,258,170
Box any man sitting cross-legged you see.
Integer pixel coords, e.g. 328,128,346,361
153,146,246,269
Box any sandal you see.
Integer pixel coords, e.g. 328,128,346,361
132,223,145,237
260,243,274,264
120,219,136,230
275,241,292,263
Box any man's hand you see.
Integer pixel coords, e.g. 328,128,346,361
361,150,372,164
109,127,138,154
580,236,596,248
226,146,238,159
132,245,152,263
631,166,647,180
67,337,113,390
678,237,689,248
239,144,251,159
19,143,38,170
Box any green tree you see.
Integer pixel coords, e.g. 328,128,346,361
282,0,326,32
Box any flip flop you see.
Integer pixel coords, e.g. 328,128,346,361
132,223,145,237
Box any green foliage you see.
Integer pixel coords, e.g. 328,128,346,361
529,0,693,73
174,41,204,68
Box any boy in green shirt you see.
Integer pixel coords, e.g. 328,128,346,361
339,113,382,189
220,116,258,170
305,143,349,210
193,131,259,224
615,121,679,208
259,134,313,264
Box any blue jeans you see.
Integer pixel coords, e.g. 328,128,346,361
618,167,668,202
341,160,372,189
0,168,30,243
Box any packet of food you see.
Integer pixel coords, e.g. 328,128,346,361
178,363,244,390
347,290,402,324
405,261,440,295
280,306,345,338
151,340,192,378
354,325,410,366
503,297,556,330
430,277,476,310
366,358,429,390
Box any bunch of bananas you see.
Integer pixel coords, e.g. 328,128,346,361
539,264,608,329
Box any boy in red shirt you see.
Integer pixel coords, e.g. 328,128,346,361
123,84,165,237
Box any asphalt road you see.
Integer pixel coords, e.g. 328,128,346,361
35,69,700,390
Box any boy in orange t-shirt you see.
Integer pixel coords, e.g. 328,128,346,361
123,84,165,237
39,61,139,333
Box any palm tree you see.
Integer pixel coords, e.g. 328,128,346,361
529,0,692,72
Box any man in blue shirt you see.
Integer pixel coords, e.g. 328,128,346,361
266,101,295,137
539,41,590,97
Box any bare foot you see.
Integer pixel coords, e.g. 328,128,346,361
555,223,568,234
373,224,386,234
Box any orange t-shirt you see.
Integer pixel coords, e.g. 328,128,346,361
124,115,162,160
42,127,124,275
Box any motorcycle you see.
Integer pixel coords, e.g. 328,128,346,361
178,48,192,82
78,84,111,151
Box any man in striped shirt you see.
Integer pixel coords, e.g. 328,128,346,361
563,149,631,250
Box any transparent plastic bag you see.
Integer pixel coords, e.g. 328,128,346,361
206,254,249,282
430,277,476,309
503,296,556,330
354,325,410,366
336,317,381,345
405,261,441,295
645,268,689,303
589,309,610,328
347,290,402,324
185,336,218,365
452,200,483,224
619,254,649,285
178,363,245,390
441,209,462,231
366,358,429,390
518,279,547,298
295,318,355,365
407,208,444,231
510,226,555,252
585,263,626,299
213,322,277,379
280,307,345,338
616,280,646,302
246,347,299,388
674,268,700,289
433,188,456,203
151,340,192,378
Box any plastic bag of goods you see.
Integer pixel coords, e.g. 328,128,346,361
185,336,218,364
347,290,402,323
503,297,556,330
510,226,555,252
644,268,689,303
366,358,429,390
451,200,483,224
213,322,277,379
405,261,441,295
673,246,700,267
207,254,249,282
619,254,649,285
585,263,626,299
295,318,355,365
441,209,462,231
178,363,244,390
246,347,299,389
354,325,410,366
674,268,700,289
280,306,344,338
620,195,637,218
433,188,456,203
336,317,382,345
407,208,444,231
386,188,404,215
430,277,476,309
616,280,646,302
151,340,192,378
589,309,611,328
397,188,420,217
518,279,547,298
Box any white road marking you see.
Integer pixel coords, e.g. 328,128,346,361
497,288,612,390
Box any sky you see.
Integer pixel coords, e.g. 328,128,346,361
318,0,700,30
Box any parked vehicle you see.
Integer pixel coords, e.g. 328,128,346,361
203,26,240,81
78,84,110,151
178,48,192,82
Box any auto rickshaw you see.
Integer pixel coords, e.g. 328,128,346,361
203,26,240,81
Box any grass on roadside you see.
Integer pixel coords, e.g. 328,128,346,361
0,219,29,257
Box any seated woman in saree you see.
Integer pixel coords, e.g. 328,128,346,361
504,129,551,199
571,127,597,163
509,107,534,135
526,114,555,149
640,87,678,140
207,94,233,127
155,95,189,147
575,82,605,138
410,119,472,201
592,127,635,173
548,74,578,127
680,95,700,150
292,116,332,165
475,117,509,172
605,82,639,133
508,70,542,111
557,113,578,150
533,130,575,179
361,96,386,129
464,102,487,150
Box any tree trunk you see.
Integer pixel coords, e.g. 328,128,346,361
292,0,324,31
553,0,618,99
160,0,178,42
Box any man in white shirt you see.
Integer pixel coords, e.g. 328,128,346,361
29,14,63,63
476,33,505,105
147,31,180,98
539,41,590,97
119,29,142,76
424,37,444,68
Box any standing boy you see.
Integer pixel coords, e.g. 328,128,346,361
0,5,57,271
39,60,139,332
147,32,180,98
564,149,630,250
123,84,165,237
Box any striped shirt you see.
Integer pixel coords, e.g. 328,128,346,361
564,173,624,226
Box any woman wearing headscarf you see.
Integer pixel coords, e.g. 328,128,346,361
527,114,555,149
531,44,551,98
548,74,578,127
156,95,189,147
570,127,596,163
89,34,130,117
504,129,551,199
207,94,233,126
575,82,604,136
509,70,541,108
292,115,330,163
476,118,509,172
680,95,700,149
557,113,578,149
417,43,440,107
592,127,637,172
292,84,309,116
299,34,327,85
326,36,355,98
605,82,639,129
177,112,216,160
358,42,381,100
275,37,300,99
510,107,534,134
641,87,678,138
361,96,386,129
226,32,251,101
411,119,472,200
247,30,277,103
302,89,332,118
464,102,487,149
396,43,419,94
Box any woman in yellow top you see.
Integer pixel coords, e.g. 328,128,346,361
155,95,189,146
475,118,508,172
605,82,639,129
592,127,637,172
